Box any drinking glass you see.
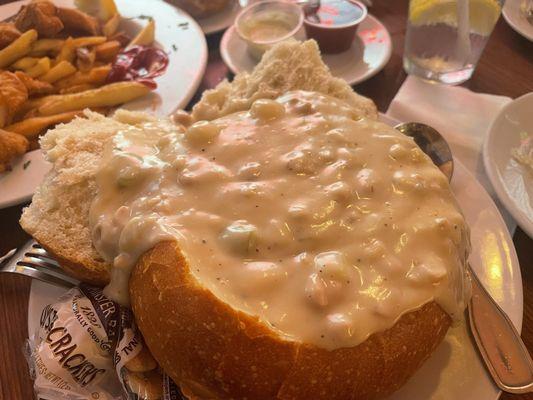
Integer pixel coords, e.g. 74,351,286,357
403,0,504,85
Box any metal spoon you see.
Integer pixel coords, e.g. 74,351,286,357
395,122,533,394
395,122,454,181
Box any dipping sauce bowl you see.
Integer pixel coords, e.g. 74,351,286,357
303,0,367,54
235,1,304,60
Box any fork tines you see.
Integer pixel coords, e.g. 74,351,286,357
0,241,77,288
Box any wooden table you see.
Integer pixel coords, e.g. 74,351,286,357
1,1,532,399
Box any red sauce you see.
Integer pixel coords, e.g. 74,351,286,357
106,46,169,89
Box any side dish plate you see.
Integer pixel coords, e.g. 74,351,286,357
483,93,533,239
220,14,392,86
0,0,208,209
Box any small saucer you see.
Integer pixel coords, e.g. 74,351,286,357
220,13,392,85
198,0,242,35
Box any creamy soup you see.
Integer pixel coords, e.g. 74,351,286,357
90,91,470,350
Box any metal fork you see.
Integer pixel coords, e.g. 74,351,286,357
0,240,77,288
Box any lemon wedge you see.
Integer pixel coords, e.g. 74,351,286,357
128,19,155,47
409,0,501,35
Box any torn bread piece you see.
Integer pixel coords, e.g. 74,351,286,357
192,39,377,122
20,110,156,284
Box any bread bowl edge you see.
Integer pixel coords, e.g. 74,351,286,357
130,240,452,400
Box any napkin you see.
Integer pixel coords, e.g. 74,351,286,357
386,76,516,232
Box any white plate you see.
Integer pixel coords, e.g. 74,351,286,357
0,0,208,209
197,0,242,35
220,13,392,85
28,114,522,400
503,0,533,41
483,93,533,239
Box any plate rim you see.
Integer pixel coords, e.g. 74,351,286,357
220,13,392,86
0,0,208,210
502,0,533,42
483,92,533,239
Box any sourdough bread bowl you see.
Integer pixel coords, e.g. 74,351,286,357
131,241,451,400
20,40,471,400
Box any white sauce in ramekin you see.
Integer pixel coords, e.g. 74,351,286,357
90,91,470,350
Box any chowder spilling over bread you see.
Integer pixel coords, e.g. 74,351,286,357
21,40,471,400
90,90,470,350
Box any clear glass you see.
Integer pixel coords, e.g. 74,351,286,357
404,0,504,85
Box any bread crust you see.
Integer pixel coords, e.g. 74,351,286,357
38,241,109,286
130,241,451,400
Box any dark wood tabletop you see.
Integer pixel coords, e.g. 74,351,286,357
1,1,532,399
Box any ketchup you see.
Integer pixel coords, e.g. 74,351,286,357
106,45,169,89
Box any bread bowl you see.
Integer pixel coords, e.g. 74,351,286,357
20,40,471,399
131,241,451,400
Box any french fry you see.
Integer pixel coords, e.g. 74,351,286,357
21,107,39,120
109,31,130,47
76,47,96,72
56,37,76,64
5,110,84,139
55,65,111,89
103,12,121,37
38,82,151,115
26,57,51,78
71,36,107,48
95,41,121,62
0,29,38,68
29,39,65,57
128,19,155,47
40,60,77,83
15,88,64,119
59,83,96,94
10,57,39,70
16,97,50,120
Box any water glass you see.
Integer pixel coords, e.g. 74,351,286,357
403,0,504,85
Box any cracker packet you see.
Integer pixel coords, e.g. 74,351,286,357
25,284,186,400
